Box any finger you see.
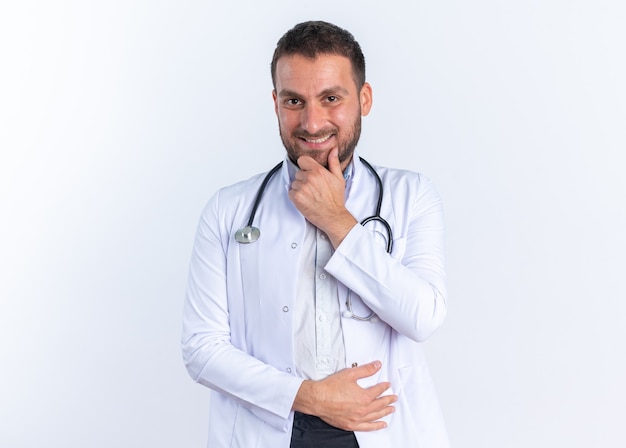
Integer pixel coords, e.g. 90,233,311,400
297,155,321,171
333,397,395,432
361,403,396,422
293,170,315,184
364,381,393,399
291,172,306,185
354,395,396,422
327,148,343,178
369,392,397,407
289,179,304,191
323,415,389,433
345,360,382,380
354,422,387,432
347,400,395,431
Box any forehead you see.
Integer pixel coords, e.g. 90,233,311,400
274,53,356,93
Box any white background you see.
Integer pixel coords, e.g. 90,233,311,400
1,1,625,447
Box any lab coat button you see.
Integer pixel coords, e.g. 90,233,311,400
286,367,292,373
282,306,289,312
318,314,327,322
291,243,297,249
319,273,327,280
351,362,358,368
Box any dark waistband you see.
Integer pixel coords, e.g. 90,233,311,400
291,412,359,448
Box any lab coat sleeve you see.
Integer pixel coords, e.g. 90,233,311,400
181,190,303,432
324,174,447,342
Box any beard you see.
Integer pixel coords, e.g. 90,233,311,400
279,115,362,169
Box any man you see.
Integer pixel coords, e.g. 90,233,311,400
182,21,449,447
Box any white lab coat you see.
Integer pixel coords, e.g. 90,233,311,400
182,155,449,447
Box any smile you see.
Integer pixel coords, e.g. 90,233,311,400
300,134,333,144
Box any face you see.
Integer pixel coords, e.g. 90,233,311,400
272,53,372,170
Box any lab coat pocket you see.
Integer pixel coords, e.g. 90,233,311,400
230,404,262,447
398,363,425,403
396,362,449,446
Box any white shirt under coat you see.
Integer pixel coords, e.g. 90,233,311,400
291,158,352,381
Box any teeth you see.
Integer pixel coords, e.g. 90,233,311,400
304,135,332,144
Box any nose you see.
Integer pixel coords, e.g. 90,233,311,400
300,103,326,134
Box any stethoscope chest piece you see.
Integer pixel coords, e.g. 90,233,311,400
235,226,260,244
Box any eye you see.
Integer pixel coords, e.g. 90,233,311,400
326,96,338,102
285,98,302,106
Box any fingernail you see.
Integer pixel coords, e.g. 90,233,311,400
373,361,381,368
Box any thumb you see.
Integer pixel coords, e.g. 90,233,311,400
328,148,343,178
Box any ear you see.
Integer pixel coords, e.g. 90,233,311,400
359,82,373,116
272,89,278,116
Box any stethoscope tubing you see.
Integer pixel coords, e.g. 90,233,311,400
235,157,393,321
358,157,393,253
245,161,283,229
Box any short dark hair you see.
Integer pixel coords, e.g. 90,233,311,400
271,21,366,89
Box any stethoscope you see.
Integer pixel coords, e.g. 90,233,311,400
235,157,392,322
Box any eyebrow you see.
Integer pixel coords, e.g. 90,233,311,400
277,86,350,98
